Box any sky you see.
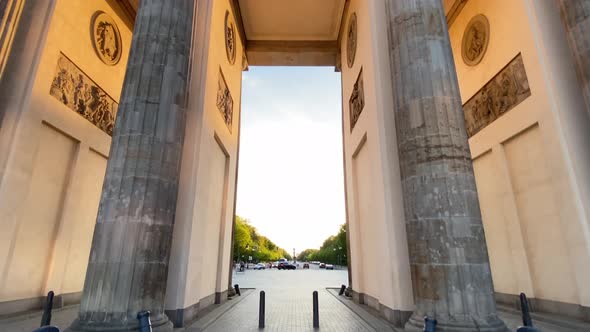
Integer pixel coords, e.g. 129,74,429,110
235,66,345,254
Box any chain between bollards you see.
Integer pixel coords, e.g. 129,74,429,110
313,291,319,328
259,290,265,328
40,291,54,327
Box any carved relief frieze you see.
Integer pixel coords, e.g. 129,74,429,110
463,53,531,137
216,69,233,131
461,14,490,66
91,11,122,66
225,11,236,65
346,12,357,68
50,53,118,135
349,68,364,131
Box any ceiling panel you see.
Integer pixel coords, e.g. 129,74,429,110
238,0,346,41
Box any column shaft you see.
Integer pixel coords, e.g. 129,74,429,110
68,0,193,331
386,0,507,330
557,0,590,114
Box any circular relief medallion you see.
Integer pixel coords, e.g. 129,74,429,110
225,11,236,65
346,13,357,68
91,11,122,66
461,14,490,66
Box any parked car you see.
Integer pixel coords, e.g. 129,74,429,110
319,263,326,269
303,263,310,269
253,263,266,270
325,264,334,270
278,262,296,270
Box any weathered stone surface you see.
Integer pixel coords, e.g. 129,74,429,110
557,0,590,114
385,0,507,330
67,1,193,331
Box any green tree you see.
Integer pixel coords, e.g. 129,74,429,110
297,249,318,261
232,215,291,263
299,224,347,265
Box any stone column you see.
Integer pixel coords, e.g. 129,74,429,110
556,0,590,114
67,1,193,331
385,1,507,331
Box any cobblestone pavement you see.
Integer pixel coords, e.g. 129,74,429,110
0,305,78,332
192,265,589,332
192,265,387,332
2,265,589,331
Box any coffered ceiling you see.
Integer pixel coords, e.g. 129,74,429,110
118,0,467,66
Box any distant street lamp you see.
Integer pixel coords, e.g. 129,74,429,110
333,248,337,265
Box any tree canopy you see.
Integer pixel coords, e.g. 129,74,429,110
233,216,291,262
296,224,347,265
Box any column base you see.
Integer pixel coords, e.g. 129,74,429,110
404,312,509,332
66,314,173,332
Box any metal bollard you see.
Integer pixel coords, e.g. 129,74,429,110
313,291,319,328
517,293,541,332
520,293,533,327
137,310,152,332
339,284,346,296
423,316,437,332
40,291,54,327
259,291,265,328
234,284,241,296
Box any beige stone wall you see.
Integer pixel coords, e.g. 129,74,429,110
450,0,590,308
0,0,130,313
340,0,414,315
165,0,243,313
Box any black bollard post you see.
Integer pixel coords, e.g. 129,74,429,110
313,291,319,328
137,310,152,332
517,293,541,332
520,293,533,327
339,284,346,296
423,316,437,332
259,291,265,328
40,291,54,327
234,284,241,296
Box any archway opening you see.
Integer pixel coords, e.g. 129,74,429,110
231,66,349,292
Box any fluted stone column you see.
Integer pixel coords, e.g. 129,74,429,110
556,0,590,114
386,1,507,331
67,1,193,331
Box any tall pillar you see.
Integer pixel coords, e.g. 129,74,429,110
385,1,507,331
556,0,590,114
67,0,193,331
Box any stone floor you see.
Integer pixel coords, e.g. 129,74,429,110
188,266,588,332
2,265,589,331
187,265,390,332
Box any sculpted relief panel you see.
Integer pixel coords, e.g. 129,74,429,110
349,68,364,131
216,69,233,132
50,54,118,135
463,53,531,137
